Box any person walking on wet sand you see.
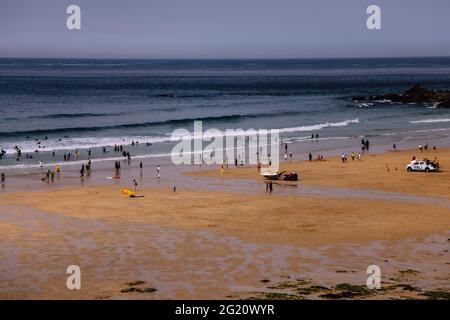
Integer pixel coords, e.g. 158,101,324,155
269,181,273,194
265,182,269,193
1,173,5,183
309,153,312,162
133,179,138,193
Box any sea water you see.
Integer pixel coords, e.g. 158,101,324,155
1,57,450,169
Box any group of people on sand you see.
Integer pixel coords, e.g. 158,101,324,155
308,153,325,162
418,143,437,152
338,138,371,163
341,151,362,163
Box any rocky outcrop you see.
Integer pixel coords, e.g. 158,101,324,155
352,85,450,108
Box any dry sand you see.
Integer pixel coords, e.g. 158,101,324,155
189,147,450,198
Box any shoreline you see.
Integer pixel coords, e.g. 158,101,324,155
2,132,450,193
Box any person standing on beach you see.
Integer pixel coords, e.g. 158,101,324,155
269,181,273,194
265,182,269,193
80,164,85,177
365,140,369,151
1,173,5,183
309,153,312,162
133,179,138,192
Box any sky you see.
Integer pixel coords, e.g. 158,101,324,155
0,0,449,59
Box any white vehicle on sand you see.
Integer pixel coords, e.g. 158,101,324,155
405,160,438,173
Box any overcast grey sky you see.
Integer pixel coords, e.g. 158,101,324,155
1,0,449,59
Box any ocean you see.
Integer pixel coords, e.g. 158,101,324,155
1,57,450,169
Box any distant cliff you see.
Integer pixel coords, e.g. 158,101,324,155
352,85,450,108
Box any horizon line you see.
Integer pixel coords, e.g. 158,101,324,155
1,55,450,61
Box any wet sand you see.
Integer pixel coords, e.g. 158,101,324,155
0,147,449,299
190,147,450,198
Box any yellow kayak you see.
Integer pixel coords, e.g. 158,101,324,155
121,188,136,197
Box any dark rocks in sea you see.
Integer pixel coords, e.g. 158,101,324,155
352,85,450,108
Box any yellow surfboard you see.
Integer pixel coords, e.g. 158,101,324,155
121,188,136,197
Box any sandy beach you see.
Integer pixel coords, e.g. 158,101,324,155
190,147,450,198
0,146,449,300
